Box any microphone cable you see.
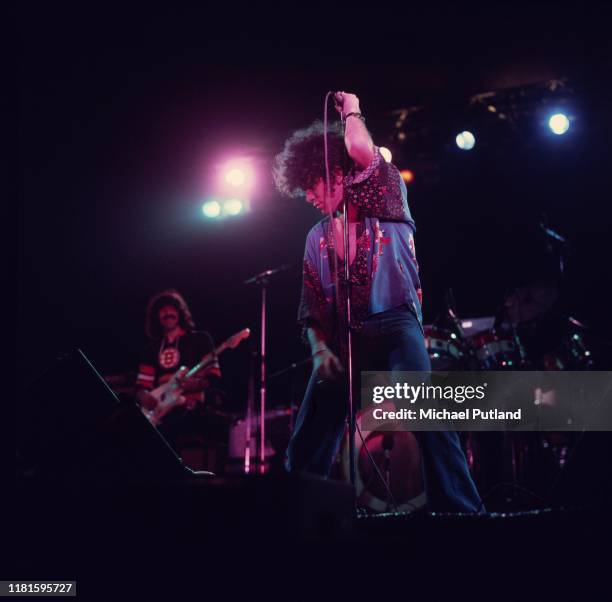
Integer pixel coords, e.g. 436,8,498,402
323,91,408,514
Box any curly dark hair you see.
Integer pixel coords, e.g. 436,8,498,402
145,288,196,340
273,120,348,198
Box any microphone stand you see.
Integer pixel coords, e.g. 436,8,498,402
341,195,356,487
244,264,291,474
325,92,355,486
382,433,394,511
243,344,258,474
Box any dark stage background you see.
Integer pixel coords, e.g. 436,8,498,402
18,5,612,412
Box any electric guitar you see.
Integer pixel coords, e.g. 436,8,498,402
142,328,250,426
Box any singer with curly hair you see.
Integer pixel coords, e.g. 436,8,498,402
274,92,483,512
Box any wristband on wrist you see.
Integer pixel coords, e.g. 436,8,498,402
343,111,365,124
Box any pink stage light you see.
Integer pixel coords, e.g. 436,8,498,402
224,167,246,186
219,158,255,193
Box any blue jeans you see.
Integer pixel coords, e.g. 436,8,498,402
286,305,483,513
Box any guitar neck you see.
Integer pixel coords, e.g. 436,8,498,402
182,329,248,380
185,343,228,379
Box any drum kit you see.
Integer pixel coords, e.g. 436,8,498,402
361,283,600,512
424,283,595,373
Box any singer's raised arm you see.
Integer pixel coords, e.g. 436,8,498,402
335,92,411,222
336,92,375,170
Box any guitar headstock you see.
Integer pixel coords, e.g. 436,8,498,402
226,328,250,349
187,329,252,381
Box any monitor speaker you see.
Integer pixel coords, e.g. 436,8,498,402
17,349,187,485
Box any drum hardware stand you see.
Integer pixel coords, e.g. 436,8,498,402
289,369,296,433
445,288,478,364
511,323,529,367
268,358,312,434
445,288,469,346
244,264,291,474
540,213,568,278
382,433,394,511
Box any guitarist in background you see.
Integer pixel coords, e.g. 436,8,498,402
135,289,223,450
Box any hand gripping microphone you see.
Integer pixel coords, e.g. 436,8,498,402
332,91,344,112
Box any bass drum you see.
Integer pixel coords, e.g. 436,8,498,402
423,326,464,370
340,410,426,513
469,329,521,370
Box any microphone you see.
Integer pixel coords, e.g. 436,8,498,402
331,91,344,111
243,264,292,285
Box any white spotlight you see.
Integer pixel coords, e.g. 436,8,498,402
379,147,393,162
224,199,244,216
202,200,221,218
224,167,246,186
548,113,570,135
455,131,476,150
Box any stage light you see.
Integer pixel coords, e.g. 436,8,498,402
219,158,255,193
455,131,476,150
224,167,246,186
400,169,414,184
379,147,393,162
548,113,570,135
224,198,244,215
202,200,221,218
